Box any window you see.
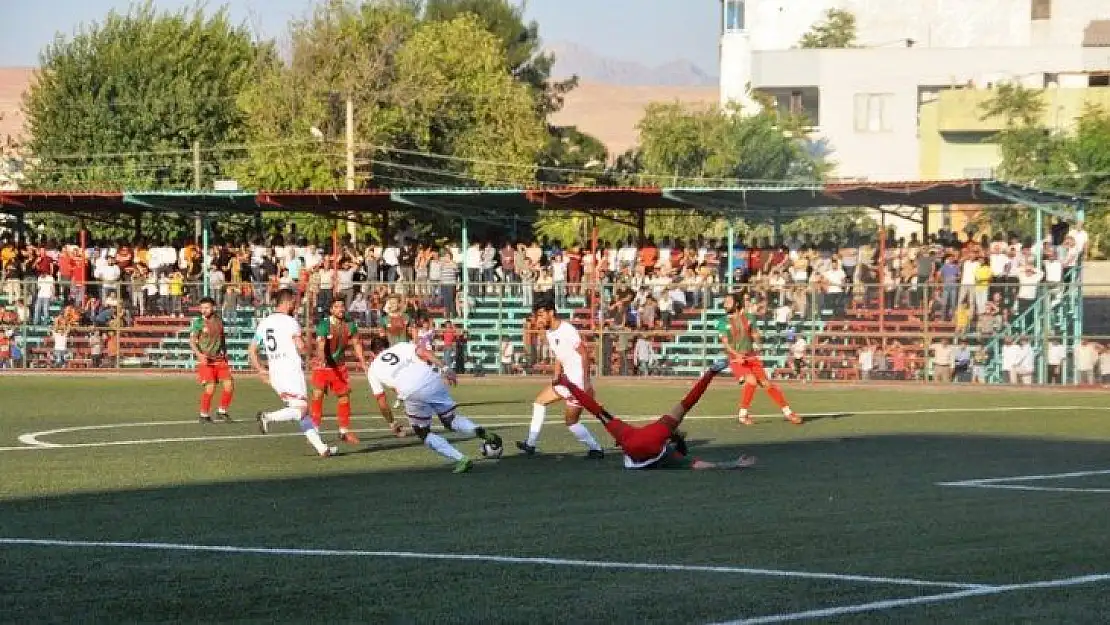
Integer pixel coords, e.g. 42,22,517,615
724,0,745,32
1090,74,1110,87
854,94,893,133
1031,0,1051,20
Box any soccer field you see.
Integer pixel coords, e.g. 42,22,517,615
1,375,1108,624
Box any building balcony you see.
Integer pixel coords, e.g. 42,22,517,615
937,86,1110,133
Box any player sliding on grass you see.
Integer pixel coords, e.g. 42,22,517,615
366,336,503,474
718,293,802,426
189,297,234,424
250,289,338,458
310,299,367,447
554,362,756,470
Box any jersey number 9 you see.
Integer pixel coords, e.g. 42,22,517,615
381,352,399,365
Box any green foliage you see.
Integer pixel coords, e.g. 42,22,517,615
979,87,1110,254
798,9,858,49
23,2,266,192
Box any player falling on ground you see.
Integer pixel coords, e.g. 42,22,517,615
310,299,368,446
516,298,605,459
554,363,756,470
250,289,337,457
366,336,503,473
718,292,802,426
189,297,234,423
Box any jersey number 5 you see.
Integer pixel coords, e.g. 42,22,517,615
381,352,399,365
265,328,277,352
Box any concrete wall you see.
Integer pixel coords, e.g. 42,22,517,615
750,46,1096,181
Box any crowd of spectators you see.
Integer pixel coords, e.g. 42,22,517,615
0,217,1099,380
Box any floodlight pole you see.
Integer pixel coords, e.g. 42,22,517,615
345,96,357,238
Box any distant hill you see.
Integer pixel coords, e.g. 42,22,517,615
550,82,719,156
546,42,718,87
0,67,33,147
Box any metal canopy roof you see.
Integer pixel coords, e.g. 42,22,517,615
0,179,1086,223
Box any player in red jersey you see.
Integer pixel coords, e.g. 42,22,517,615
310,299,368,445
718,292,801,426
554,363,756,470
189,297,234,423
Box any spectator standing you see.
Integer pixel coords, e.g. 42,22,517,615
858,341,875,380
939,255,960,319
931,338,953,383
33,270,55,326
500,339,514,375
1076,340,1099,385
1047,339,1066,384
52,325,68,368
439,250,458,318
1014,337,1035,384
1016,264,1043,317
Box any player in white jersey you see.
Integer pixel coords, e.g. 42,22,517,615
366,336,503,473
248,289,338,457
516,297,604,458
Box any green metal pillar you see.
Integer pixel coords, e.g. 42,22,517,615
772,211,782,247
726,219,736,289
1034,205,1046,384
460,218,469,328
14,212,25,245
1073,201,1087,385
201,215,211,297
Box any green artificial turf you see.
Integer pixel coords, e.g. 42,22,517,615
0,375,1108,624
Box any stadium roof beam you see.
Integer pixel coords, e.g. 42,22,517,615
980,180,1082,222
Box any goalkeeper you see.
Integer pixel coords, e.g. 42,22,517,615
553,362,756,470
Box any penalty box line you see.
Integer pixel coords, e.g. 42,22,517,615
707,571,1110,625
0,537,988,591
937,468,1110,494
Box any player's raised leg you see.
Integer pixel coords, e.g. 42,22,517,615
759,375,801,425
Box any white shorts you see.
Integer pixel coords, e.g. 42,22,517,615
403,379,458,427
553,369,588,408
270,368,308,408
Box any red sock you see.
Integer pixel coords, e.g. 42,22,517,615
219,388,233,412
310,397,324,428
765,385,789,410
200,391,214,415
680,369,717,411
740,384,756,409
337,401,351,430
557,376,605,416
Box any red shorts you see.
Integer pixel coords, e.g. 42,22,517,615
605,415,680,463
311,366,351,395
729,354,768,381
196,359,232,384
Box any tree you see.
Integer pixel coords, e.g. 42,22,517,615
23,3,266,193
798,9,858,49
534,101,835,245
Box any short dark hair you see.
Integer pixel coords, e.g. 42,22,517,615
532,294,556,313
198,297,216,306
369,335,390,353
274,289,299,307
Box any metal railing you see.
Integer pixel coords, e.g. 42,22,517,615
0,277,1101,386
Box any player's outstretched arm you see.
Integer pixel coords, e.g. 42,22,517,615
247,342,267,382
691,455,756,471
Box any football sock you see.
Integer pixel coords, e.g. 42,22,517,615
336,400,351,432
568,422,603,451
309,397,324,428
766,386,789,410
526,403,545,447
740,384,757,410
561,383,605,416
218,389,233,412
265,407,301,423
449,415,479,437
299,417,329,454
680,369,717,411
200,391,214,416
425,432,465,462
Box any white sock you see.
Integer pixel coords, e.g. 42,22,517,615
568,422,602,451
739,408,749,417
526,403,545,447
425,432,464,462
303,427,329,455
265,407,301,423
781,406,793,416
449,415,478,437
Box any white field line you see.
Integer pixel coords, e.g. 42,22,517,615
938,468,1110,486
6,404,1103,453
943,484,1110,494
0,537,989,590
708,572,1110,625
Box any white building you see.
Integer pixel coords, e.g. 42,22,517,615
720,0,1110,181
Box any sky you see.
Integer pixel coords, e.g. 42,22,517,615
0,0,720,72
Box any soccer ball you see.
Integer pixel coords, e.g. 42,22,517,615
479,440,503,459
